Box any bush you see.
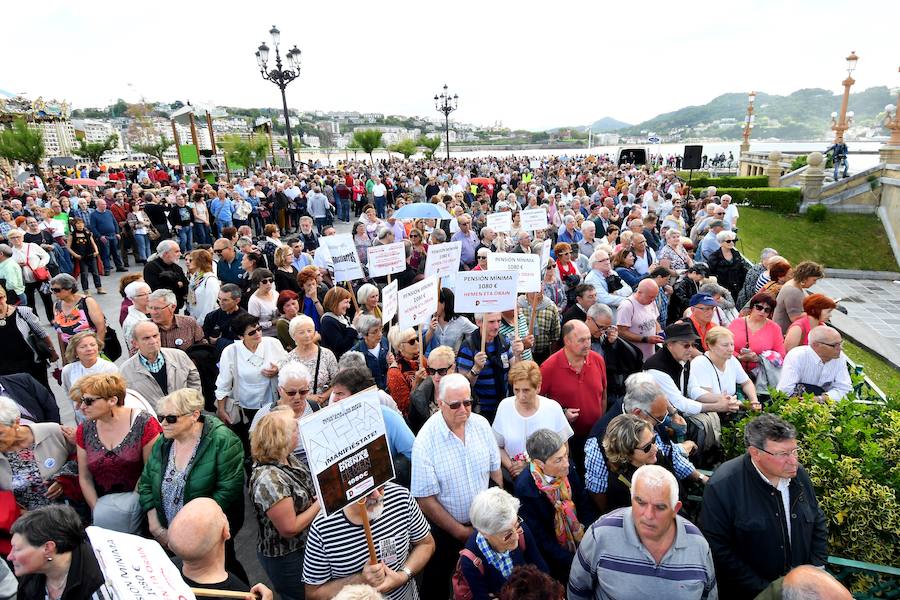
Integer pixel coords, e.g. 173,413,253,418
789,154,834,171
713,187,801,214
678,174,770,189
806,203,828,222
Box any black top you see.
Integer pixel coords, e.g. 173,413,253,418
170,558,250,594
18,541,107,600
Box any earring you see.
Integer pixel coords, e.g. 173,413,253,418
46,556,53,562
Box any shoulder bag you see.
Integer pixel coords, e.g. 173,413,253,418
17,307,54,362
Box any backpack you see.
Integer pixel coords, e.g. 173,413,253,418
451,534,525,600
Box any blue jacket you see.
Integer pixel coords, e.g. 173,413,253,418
460,523,548,600
88,210,119,237
354,337,390,390
216,252,244,286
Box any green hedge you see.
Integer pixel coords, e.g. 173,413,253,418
713,187,801,214
677,174,770,189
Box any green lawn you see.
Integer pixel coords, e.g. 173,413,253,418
843,340,900,400
736,207,899,272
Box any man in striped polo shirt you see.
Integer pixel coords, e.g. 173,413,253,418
569,464,718,599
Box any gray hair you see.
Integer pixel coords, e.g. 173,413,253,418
356,283,379,307
760,247,779,262
157,239,179,255
438,373,470,403
354,314,382,336
278,361,311,388
430,228,446,243
631,464,679,509
716,230,735,243
708,219,725,230
220,283,242,300
0,244,13,258
149,288,176,307
50,273,79,292
623,372,662,414
580,221,595,233
744,413,797,451
526,429,565,463
563,215,576,226
698,282,727,299
338,350,367,371
782,566,846,600
0,396,21,426
469,488,521,536
587,303,613,321
124,281,151,300
376,226,393,241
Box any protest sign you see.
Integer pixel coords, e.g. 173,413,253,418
320,234,364,282
486,211,512,233
367,241,406,278
455,271,519,313
398,275,438,330
424,241,462,279
449,218,460,234
87,526,197,599
299,388,394,517
381,279,398,324
488,253,542,293
521,207,549,232
540,238,552,269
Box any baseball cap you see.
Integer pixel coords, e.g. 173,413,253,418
689,293,718,307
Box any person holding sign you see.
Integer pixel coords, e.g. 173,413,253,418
423,289,476,356
302,483,435,600
386,327,425,418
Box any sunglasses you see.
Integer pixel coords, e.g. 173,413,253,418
260,278,274,284
404,338,418,346
427,366,451,376
79,395,104,407
752,303,772,314
444,399,473,410
725,238,738,243
213,249,225,255
244,327,262,337
282,388,310,397
51,288,63,293
558,251,570,255
637,439,656,454
502,517,525,543
157,413,189,424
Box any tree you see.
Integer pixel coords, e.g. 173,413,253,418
418,135,441,159
74,134,119,165
352,129,383,164
0,118,46,180
125,101,157,145
389,138,418,159
222,134,253,176
347,139,362,160
131,134,174,165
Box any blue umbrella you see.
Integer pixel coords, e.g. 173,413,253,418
392,202,452,220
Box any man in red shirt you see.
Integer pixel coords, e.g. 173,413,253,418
539,319,607,472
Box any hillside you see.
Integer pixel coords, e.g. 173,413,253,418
589,116,632,132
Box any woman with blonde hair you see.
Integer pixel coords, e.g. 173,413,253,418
409,345,455,434
688,326,761,411
273,245,302,294
60,330,118,393
185,248,220,327
386,326,424,417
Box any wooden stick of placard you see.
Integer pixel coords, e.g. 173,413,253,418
358,499,378,565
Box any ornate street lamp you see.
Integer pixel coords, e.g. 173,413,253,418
434,84,458,160
831,51,858,145
740,91,756,154
256,25,302,173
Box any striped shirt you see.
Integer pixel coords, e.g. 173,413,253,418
456,339,514,415
568,507,718,600
301,483,430,600
498,312,532,361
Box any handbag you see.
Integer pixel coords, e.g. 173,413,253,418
148,223,161,241
0,490,21,555
82,298,123,361
25,245,51,282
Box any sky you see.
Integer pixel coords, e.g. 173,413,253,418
3,0,897,131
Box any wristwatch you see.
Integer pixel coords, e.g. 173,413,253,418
400,566,414,581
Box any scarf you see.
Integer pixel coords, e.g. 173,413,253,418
475,533,514,578
529,461,584,552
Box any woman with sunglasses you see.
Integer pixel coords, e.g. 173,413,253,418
386,326,426,418
139,387,247,581
409,345,456,434
73,373,161,531
728,292,785,373
407,227,428,275
248,269,279,337
542,257,568,313
707,231,748,301
601,414,674,512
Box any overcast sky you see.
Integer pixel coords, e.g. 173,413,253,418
3,0,896,131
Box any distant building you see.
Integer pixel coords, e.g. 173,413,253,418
71,119,124,149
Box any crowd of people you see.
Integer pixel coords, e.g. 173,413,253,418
0,154,859,600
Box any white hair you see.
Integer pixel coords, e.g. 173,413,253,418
148,288,176,306
124,281,151,300
631,464,679,509
438,373,470,403
0,396,21,426
716,230,735,243
157,239,179,255
278,361,311,388
469,488,521,536
581,221,595,233
288,314,316,339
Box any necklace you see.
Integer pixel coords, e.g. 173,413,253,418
0,307,10,327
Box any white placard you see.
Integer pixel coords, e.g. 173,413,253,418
87,526,197,599
398,275,439,330
540,238,552,270
488,253,542,293
320,234,364,282
424,241,462,279
381,279,398,324
486,211,512,233
521,207,549,232
449,218,460,234
455,271,520,313
367,241,406,278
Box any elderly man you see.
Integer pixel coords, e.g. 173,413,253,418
617,279,664,360
456,312,524,423
569,465,717,600
169,498,272,599
510,230,533,253
558,214,584,245
700,414,827,599
88,198,125,272
578,221,600,258
119,321,201,409
777,327,852,401
451,214,479,269
148,288,204,351
144,239,189,309
631,234,657,276
476,226,496,254
758,566,853,600
697,219,725,263
122,280,152,351
584,373,708,513
584,250,631,317
213,238,244,286
304,483,434,600
561,283,597,327
411,373,500,598
209,188,234,236
202,283,248,355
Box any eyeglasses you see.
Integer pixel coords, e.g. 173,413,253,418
754,445,801,459
244,327,262,337
501,517,525,543
79,395,104,407
404,338,418,346
427,366,451,376
443,399,473,410
752,303,772,314
213,249,225,255
282,388,310,397
558,251,570,255
817,340,843,348
637,439,657,454
260,278,274,284
51,288,63,293
157,413,190,424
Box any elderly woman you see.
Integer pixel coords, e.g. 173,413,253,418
657,228,693,271
6,228,53,321
355,283,382,320
297,265,325,330
707,230,748,301
10,504,112,599
514,429,595,582
554,242,580,304
660,204,687,236
121,280,151,349
186,248,220,327
386,326,425,417
611,248,642,289
249,362,315,460
287,315,338,406
459,488,548,599
353,314,391,390
74,373,161,530
361,205,382,239
248,269,279,337
541,257,568,313
0,397,76,511
50,273,106,363
0,287,57,388
275,290,301,351
728,292,786,372
409,345,455,434
424,288,477,355
319,287,358,358
688,326,761,411
784,293,838,352
492,361,573,480
755,257,792,302
250,406,320,600
139,388,246,580
60,331,118,393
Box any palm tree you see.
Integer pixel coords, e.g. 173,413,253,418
352,129,383,164
418,135,441,159
74,134,119,166
389,138,418,159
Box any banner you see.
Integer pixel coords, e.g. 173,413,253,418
299,389,394,517
521,207,548,232
381,279,398,324
424,241,462,279
488,253,542,293
455,271,519,313
87,526,196,599
367,241,406,278
540,238,552,270
486,211,512,233
320,234,364,282
398,275,438,330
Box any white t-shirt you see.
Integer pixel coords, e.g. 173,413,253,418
372,183,387,197
491,395,573,460
687,354,750,400
724,204,740,229
616,297,660,360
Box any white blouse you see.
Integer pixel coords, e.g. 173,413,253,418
215,337,288,410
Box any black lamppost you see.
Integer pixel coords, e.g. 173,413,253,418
256,25,301,173
434,84,458,160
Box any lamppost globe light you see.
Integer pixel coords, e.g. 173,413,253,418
748,91,756,103
258,42,269,65
887,103,897,115
270,25,280,47
831,111,838,119
847,111,855,119
846,51,858,74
